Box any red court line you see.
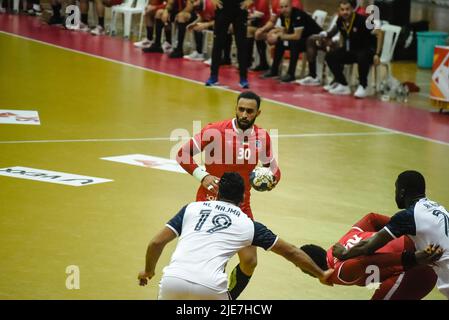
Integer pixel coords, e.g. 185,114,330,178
2,14,449,144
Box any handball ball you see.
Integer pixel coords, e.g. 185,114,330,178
250,167,275,192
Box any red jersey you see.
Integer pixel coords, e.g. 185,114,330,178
198,0,215,21
177,119,281,219
326,213,415,286
271,0,303,16
249,0,271,24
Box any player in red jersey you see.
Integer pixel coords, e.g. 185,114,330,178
176,91,281,299
300,213,439,299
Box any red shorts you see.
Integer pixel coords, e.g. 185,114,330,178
104,0,124,7
196,186,254,220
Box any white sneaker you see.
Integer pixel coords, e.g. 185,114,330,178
296,76,321,86
0,7,6,13
184,51,205,61
323,82,339,91
329,84,351,95
70,22,90,32
204,58,212,65
90,25,105,36
162,41,173,53
354,85,368,99
134,39,153,49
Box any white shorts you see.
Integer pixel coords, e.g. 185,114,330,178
158,276,231,300
435,260,449,299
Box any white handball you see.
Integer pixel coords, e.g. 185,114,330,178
249,167,275,192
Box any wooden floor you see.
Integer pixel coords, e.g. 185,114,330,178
1,31,448,300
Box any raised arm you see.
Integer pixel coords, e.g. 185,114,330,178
332,229,394,261
138,227,177,286
271,239,334,285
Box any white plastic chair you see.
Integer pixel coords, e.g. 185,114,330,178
373,24,402,91
110,0,147,39
312,10,328,28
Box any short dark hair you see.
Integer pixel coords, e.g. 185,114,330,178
339,0,355,7
397,170,426,197
218,172,245,205
300,244,329,271
237,91,261,109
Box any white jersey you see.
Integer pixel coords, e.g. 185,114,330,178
162,201,278,293
384,198,449,297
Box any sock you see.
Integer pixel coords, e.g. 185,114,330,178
176,22,187,51
309,60,317,78
256,40,268,66
81,13,88,25
155,19,163,46
228,264,252,300
164,24,172,44
98,17,104,28
247,37,255,68
146,26,153,41
52,4,61,18
194,31,203,54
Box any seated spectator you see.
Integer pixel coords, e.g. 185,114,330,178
262,0,322,83
247,0,271,71
323,0,382,98
184,0,216,61
168,0,197,58
297,15,340,87
134,0,166,49
144,0,190,54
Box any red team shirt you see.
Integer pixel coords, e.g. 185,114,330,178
198,0,215,21
249,0,271,24
326,213,436,299
177,119,281,219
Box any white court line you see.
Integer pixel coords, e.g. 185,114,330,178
0,131,395,144
1,31,448,148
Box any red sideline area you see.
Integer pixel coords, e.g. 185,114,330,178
2,14,449,144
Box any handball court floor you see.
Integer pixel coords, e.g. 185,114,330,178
1,14,449,300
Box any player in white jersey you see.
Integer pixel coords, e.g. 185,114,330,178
138,172,333,299
332,170,448,298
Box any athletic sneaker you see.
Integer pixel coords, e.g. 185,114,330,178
239,79,249,89
134,39,153,49
329,84,351,95
143,44,163,53
162,41,173,54
184,51,205,61
169,49,184,58
280,74,295,83
203,58,212,65
323,82,339,91
90,25,105,36
69,22,90,32
205,76,219,87
296,76,320,86
354,85,368,99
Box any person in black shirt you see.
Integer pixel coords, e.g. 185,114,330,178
261,0,322,83
323,0,383,98
205,0,253,89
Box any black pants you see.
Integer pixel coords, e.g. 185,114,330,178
270,39,306,77
325,47,375,88
210,5,248,79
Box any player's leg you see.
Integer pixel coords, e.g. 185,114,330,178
371,266,437,300
143,8,165,52
228,245,257,300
